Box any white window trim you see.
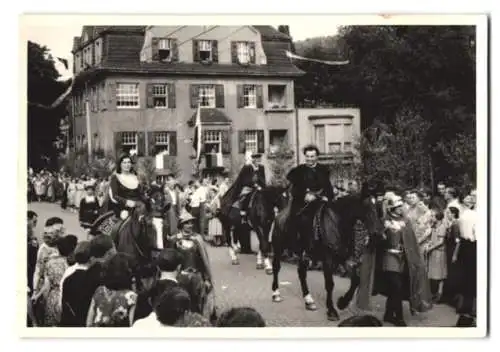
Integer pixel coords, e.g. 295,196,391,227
237,42,251,64
198,40,213,61
154,132,170,155
198,85,216,109
313,121,354,154
204,130,222,153
121,132,138,154
116,83,140,109
243,85,257,109
245,131,258,154
152,84,169,109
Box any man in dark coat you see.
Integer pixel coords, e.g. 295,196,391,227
286,145,334,258
219,152,266,223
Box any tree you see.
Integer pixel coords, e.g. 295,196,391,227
268,142,295,187
293,26,476,186
28,40,70,171
59,150,115,178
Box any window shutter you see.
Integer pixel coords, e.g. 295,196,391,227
100,83,106,111
221,130,230,154
231,42,238,63
169,131,177,156
137,132,145,157
171,39,179,62
190,85,199,108
108,82,117,110
215,84,224,108
257,130,265,153
236,85,244,108
152,37,160,61
192,40,200,62
249,42,256,64
91,44,95,65
238,131,246,154
147,132,155,156
256,85,263,108
211,40,218,63
168,83,176,108
146,83,154,108
114,132,122,159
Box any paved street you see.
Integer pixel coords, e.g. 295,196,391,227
28,201,459,327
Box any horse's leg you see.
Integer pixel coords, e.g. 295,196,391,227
298,255,317,311
337,271,360,310
223,218,239,265
271,233,283,303
323,254,340,321
263,222,274,275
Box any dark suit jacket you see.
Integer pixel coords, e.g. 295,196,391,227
286,163,334,213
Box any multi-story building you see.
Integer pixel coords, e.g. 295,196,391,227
296,107,361,187
70,25,304,183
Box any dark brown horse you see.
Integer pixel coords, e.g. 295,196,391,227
270,192,365,321
218,186,287,272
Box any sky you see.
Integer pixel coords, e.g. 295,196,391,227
25,23,340,80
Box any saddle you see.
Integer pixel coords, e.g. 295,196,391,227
90,211,128,247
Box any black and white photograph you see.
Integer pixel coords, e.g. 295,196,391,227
19,13,487,338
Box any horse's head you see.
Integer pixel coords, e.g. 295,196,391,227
147,185,170,215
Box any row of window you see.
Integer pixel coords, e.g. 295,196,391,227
111,129,285,158
314,123,354,154
74,40,102,72
151,38,257,65
72,82,288,114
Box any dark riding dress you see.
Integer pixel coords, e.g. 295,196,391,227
108,173,144,218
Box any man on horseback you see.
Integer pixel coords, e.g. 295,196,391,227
286,145,334,261
220,152,266,225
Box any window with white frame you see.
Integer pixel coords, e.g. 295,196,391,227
237,42,253,64
199,85,215,108
95,41,101,64
243,85,257,108
268,85,287,109
204,130,222,153
116,83,140,108
314,125,325,153
158,39,172,61
153,84,168,108
198,40,212,61
245,130,258,154
121,132,138,154
154,132,169,155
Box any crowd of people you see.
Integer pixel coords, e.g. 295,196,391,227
27,148,477,328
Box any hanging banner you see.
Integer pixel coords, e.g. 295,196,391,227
285,50,350,66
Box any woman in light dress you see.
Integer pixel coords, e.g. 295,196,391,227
74,177,85,211
206,179,223,245
67,178,76,210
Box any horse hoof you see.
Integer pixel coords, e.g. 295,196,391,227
305,302,318,311
265,267,273,275
256,263,264,270
327,310,340,321
272,295,283,303
231,259,240,265
337,297,349,310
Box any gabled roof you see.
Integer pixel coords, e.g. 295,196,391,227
252,25,291,41
73,25,304,79
187,109,232,126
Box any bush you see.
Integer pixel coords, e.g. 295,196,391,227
268,142,295,187
59,150,115,178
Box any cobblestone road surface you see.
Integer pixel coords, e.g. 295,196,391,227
28,202,458,327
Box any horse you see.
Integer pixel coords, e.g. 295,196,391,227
218,185,288,273
270,193,359,321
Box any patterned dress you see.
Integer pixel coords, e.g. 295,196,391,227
43,255,68,326
89,286,138,327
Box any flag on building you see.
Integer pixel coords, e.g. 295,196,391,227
192,103,203,167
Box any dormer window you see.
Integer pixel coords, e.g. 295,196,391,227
231,41,256,64
198,40,212,61
158,39,172,62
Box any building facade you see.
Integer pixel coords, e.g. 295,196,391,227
296,107,361,187
70,25,304,183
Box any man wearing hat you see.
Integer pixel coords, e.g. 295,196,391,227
220,152,266,224
79,183,100,233
356,193,432,326
168,211,214,315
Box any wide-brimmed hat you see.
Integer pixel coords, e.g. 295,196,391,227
251,152,262,158
178,211,196,227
